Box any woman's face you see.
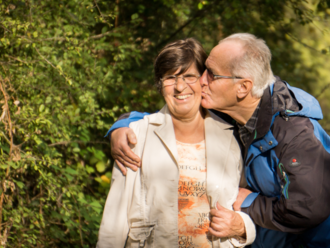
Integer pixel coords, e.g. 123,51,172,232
162,63,202,120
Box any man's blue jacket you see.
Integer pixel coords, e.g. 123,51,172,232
107,78,330,248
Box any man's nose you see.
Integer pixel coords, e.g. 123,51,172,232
200,70,208,87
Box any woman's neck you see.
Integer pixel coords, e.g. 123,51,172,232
172,108,205,143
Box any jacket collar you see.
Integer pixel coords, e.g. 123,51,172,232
149,105,234,165
250,77,304,143
242,77,303,159
243,83,273,155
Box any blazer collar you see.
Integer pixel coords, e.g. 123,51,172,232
149,105,234,128
151,105,234,167
153,105,179,165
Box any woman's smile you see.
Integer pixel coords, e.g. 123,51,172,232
174,93,193,100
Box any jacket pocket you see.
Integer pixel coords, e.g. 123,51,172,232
125,225,154,248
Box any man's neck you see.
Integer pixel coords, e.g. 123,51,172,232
224,97,261,126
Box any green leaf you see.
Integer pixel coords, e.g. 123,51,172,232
86,166,95,174
13,180,24,189
39,104,45,112
65,167,78,175
96,161,105,173
72,147,80,153
131,13,139,20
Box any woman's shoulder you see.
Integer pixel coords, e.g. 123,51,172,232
129,105,169,132
128,117,148,136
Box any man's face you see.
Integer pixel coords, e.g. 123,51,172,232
200,42,242,112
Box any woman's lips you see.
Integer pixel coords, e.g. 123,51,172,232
174,94,192,100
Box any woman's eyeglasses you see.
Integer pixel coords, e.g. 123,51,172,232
161,74,201,87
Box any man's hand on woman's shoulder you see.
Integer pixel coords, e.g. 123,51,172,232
111,127,141,175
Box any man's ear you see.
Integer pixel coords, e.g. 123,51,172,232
237,79,253,99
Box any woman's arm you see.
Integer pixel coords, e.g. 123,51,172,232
98,121,143,248
97,163,130,248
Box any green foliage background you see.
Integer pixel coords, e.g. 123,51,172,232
0,0,329,247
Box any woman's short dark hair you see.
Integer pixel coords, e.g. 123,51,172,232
154,38,207,93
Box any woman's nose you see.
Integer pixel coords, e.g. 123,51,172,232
175,77,187,91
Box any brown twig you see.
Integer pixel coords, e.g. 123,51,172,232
286,32,327,54
88,31,111,40
0,77,14,235
0,80,13,167
93,0,104,18
34,47,57,70
155,2,226,49
39,185,43,235
115,0,119,28
70,192,84,247
315,83,330,99
48,140,108,147
35,47,72,84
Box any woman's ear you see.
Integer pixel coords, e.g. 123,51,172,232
237,79,253,99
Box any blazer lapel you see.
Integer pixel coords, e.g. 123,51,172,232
152,105,179,166
205,111,234,207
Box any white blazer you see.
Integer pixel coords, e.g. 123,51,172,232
97,105,255,248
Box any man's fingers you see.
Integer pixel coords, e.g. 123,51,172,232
122,146,140,165
116,160,127,176
209,205,246,239
210,208,222,217
210,204,229,218
208,226,227,238
126,129,137,145
116,157,138,172
110,127,141,169
211,215,222,225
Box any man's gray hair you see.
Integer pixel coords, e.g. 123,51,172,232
220,33,275,98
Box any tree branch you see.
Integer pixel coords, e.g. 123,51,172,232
156,2,227,49
93,0,104,18
88,31,111,40
48,140,108,147
315,83,330,99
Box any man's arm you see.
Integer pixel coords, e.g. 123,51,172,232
107,111,150,175
236,120,330,233
106,111,150,137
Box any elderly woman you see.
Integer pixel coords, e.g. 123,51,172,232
97,38,255,248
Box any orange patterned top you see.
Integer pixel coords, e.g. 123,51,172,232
177,140,212,248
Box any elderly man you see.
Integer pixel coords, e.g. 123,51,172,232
108,33,330,247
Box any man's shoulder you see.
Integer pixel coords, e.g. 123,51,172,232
272,114,315,147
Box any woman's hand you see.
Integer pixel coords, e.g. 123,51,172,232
209,203,246,238
111,127,141,175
